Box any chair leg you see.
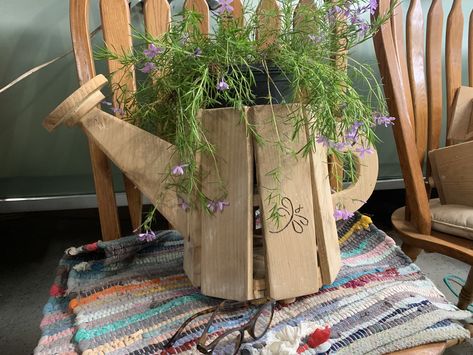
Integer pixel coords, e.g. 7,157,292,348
401,243,422,261
458,267,473,310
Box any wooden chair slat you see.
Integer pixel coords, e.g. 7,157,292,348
143,0,171,37
390,0,415,129
184,0,210,34
406,0,428,166
70,0,122,241
232,0,244,24
293,0,316,33
256,0,281,49
426,0,444,153
469,11,473,86
373,0,431,234
100,0,143,232
446,0,464,144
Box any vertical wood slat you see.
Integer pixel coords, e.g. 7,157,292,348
143,0,171,37
373,0,432,235
252,105,320,300
469,11,473,86
293,0,316,33
231,0,244,24
391,0,415,130
200,108,253,301
184,0,210,34
406,0,428,166
100,0,143,232
426,0,444,153
256,0,281,49
446,0,464,145
311,144,341,284
70,0,122,241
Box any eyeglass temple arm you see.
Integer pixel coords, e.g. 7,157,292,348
164,307,217,348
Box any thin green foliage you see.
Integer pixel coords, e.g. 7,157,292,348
95,0,397,230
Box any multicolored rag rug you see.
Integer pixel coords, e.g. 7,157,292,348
34,214,471,354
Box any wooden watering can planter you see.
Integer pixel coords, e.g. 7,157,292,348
44,74,379,301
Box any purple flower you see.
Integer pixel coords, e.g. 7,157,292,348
333,208,354,221
373,114,396,127
356,146,374,158
140,62,156,74
215,200,230,212
194,47,202,57
331,141,347,152
217,0,234,14
143,44,164,59
216,79,229,91
316,135,330,147
368,0,378,15
308,34,322,43
207,201,217,213
138,230,157,242
345,130,357,141
207,200,229,213
111,107,125,115
178,197,190,211
171,164,188,176
180,33,190,45
345,121,363,141
357,21,370,37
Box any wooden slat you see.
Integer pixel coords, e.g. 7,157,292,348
426,0,444,153
373,0,431,235
251,105,320,300
232,0,243,24
200,108,253,301
184,207,201,286
406,0,428,166
70,0,121,241
469,11,473,86
447,86,473,144
256,0,280,49
143,0,171,37
391,0,415,129
293,0,316,33
429,140,473,207
184,0,210,34
446,0,464,145
100,0,143,232
310,143,341,284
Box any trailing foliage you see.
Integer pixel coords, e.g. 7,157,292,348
96,0,396,230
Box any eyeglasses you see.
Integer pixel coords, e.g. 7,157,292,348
164,299,275,354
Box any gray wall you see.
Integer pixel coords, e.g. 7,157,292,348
1,0,471,201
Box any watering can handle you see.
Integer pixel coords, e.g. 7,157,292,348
43,74,108,132
330,144,379,213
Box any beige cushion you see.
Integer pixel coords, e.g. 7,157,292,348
430,198,473,240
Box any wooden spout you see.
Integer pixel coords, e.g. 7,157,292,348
43,75,187,236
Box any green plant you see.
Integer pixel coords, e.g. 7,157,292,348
96,0,396,231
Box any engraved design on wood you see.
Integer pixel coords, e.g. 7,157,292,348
269,196,309,234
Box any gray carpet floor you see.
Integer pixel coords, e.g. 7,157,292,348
0,206,472,354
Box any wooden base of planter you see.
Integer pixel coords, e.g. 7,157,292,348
43,75,379,301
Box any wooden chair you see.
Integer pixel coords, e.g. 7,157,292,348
373,0,473,310
59,0,468,352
